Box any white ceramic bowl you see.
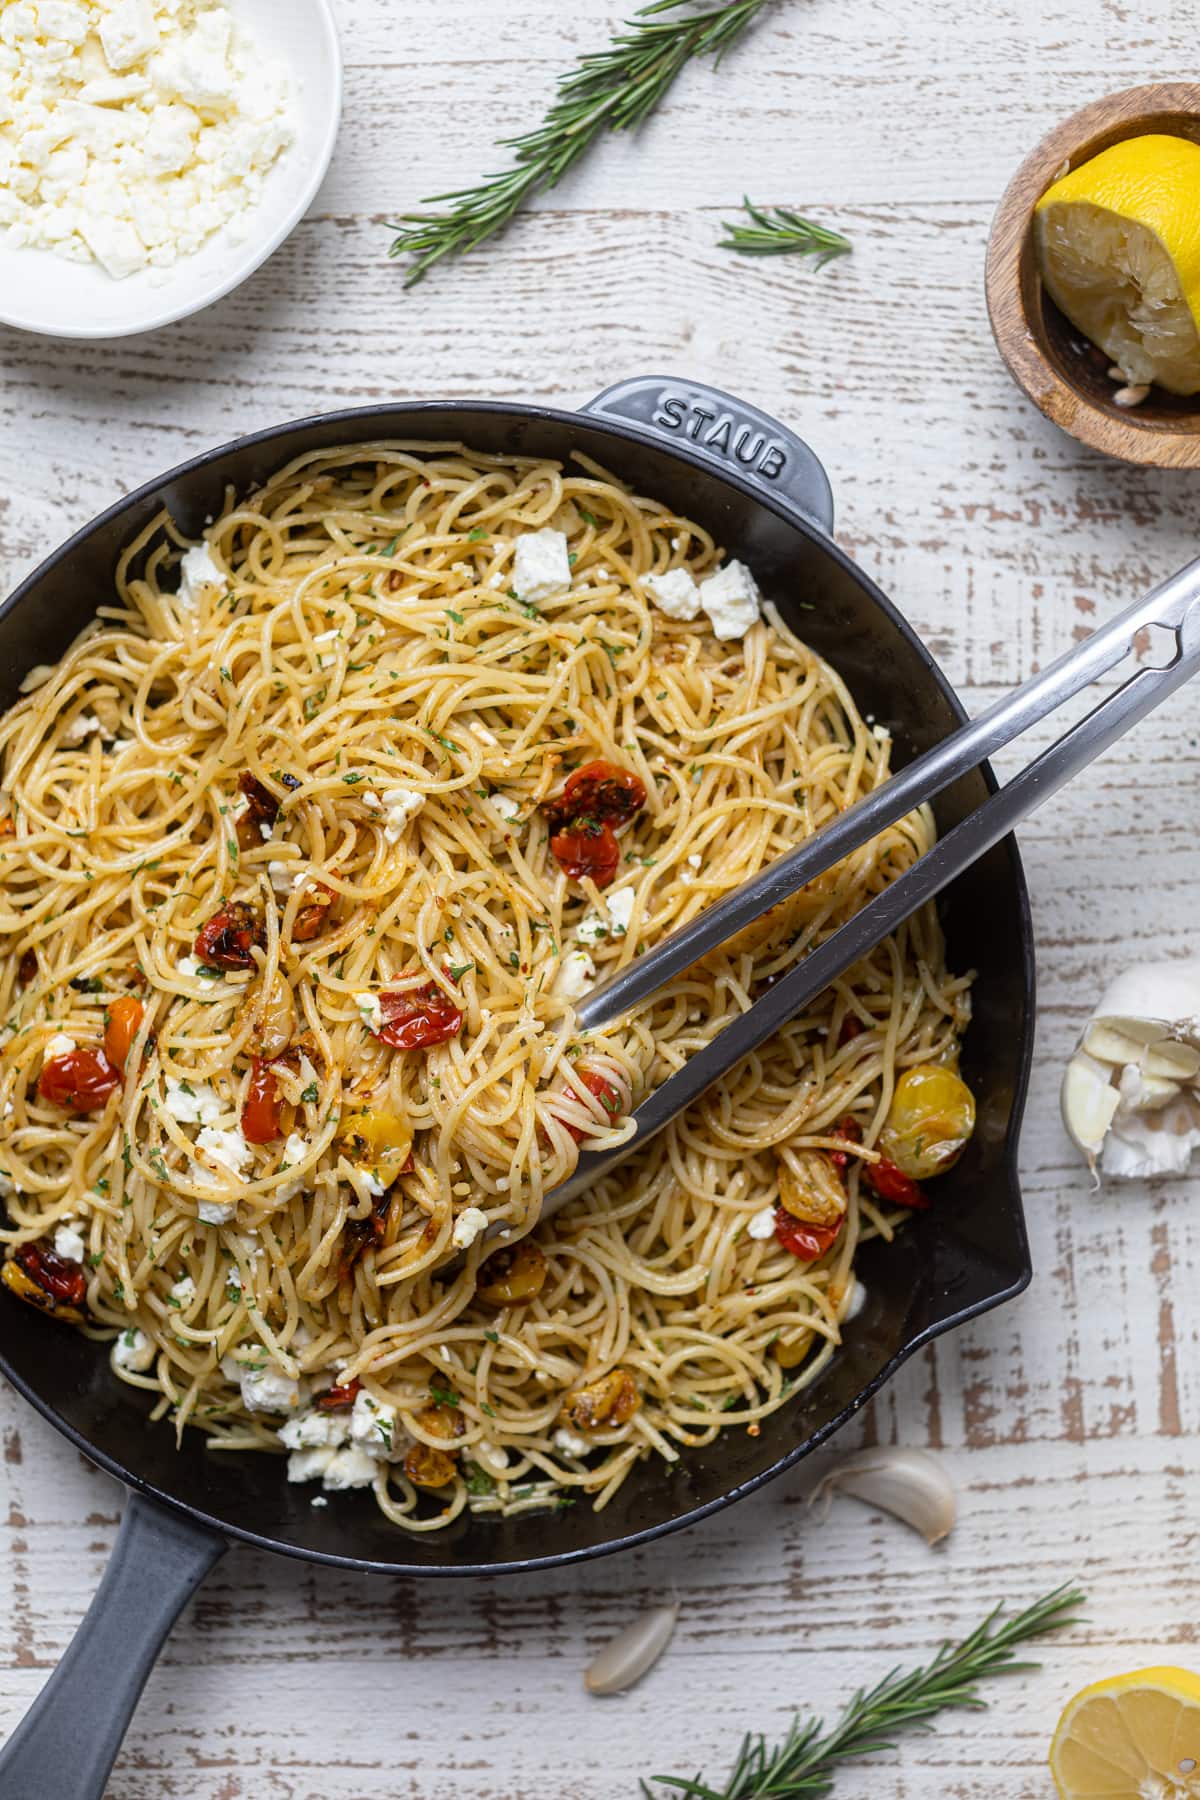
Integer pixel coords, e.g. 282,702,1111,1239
0,0,342,340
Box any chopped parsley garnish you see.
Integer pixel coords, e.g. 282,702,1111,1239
300,1081,319,1104
69,975,103,993
448,962,473,982
445,608,464,625
429,1376,460,1409
465,1465,495,1496
467,527,488,542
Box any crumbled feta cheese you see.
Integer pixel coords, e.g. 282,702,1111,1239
687,852,702,869
164,1077,222,1125
555,948,596,1000
643,568,701,621
99,0,160,71
287,1446,335,1483
349,1389,400,1459
279,1406,351,1451
553,1428,591,1458
276,1130,310,1201
193,1124,251,1179
268,860,307,895
699,561,762,641
197,1196,235,1225
575,912,611,946
511,529,570,604
169,1273,196,1308
379,785,425,844
355,992,383,1034
53,1222,86,1263
490,793,521,823
310,1494,328,1507
747,1204,777,1240
178,543,226,605
1,0,294,281
606,888,636,936
321,1445,379,1490
221,1352,300,1414
451,1205,489,1250
176,953,202,978
61,713,101,744
110,1325,155,1373
43,1032,77,1064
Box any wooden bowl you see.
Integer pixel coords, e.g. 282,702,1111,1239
986,82,1200,467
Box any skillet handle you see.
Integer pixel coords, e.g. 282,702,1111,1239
0,1490,226,1800
582,376,834,535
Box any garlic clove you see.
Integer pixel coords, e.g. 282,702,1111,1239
1061,958,1200,1181
809,1446,955,1545
584,1602,679,1695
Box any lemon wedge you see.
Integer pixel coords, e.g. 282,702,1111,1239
1050,1667,1200,1797
1035,134,1200,395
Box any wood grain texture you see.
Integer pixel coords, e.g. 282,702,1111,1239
4,1,1200,1794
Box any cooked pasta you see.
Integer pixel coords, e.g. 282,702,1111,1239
0,441,975,1530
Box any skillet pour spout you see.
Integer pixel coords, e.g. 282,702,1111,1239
0,378,1035,1797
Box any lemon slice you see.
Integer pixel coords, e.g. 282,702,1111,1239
1035,134,1200,395
1050,1667,1200,1797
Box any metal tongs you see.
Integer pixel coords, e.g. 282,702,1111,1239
531,555,1200,1224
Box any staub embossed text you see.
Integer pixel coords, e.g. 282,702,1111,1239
650,390,788,479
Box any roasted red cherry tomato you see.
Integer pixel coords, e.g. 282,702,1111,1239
17,1240,87,1306
236,773,280,848
371,982,464,1051
291,881,336,943
837,1015,864,1046
551,760,646,829
862,1156,930,1210
549,817,621,888
241,1055,282,1144
564,1068,625,1142
38,1047,121,1112
828,1114,863,1172
195,901,265,970
774,1206,843,1262
317,1378,361,1412
103,995,144,1071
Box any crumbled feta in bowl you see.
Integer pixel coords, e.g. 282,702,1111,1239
0,0,342,339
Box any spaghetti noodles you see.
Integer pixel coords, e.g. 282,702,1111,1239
0,441,974,1530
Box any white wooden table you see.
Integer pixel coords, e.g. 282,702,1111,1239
3,4,1198,1794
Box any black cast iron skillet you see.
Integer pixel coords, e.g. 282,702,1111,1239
0,379,1035,1799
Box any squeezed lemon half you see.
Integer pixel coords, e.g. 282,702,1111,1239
1050,1667,1200,1798
1035,134,1200,395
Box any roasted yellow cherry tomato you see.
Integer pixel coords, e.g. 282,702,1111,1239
338,1108,413,1183
476,1240,548,1306
561,1368,640,1431
778,1149,847,1228
878,1065,976,1180
404,1443,458,1490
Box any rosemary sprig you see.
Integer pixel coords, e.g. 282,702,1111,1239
718,196,851,263
389,0,777,285
645,1584,1085,1800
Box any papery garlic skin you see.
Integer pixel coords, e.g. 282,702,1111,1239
809,1446,955,1545
1061,957,1200,1181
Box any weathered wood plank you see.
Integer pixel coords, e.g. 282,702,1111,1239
4,1,1200,1792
